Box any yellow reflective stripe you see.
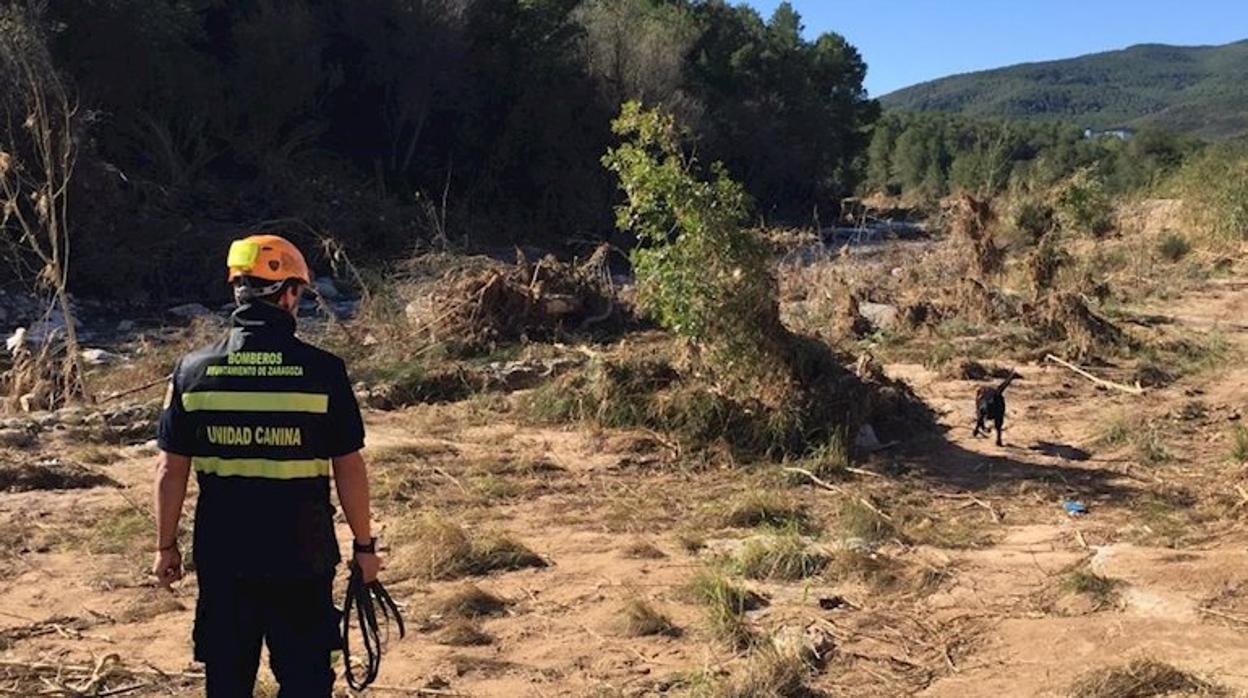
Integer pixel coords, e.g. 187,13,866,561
182,391,328,414
193,456,330,479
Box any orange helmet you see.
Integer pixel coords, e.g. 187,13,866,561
226,235,311,285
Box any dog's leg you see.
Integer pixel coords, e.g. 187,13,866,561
994,416,1004,446
972,415,984,437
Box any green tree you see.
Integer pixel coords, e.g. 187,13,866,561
602,101,776,372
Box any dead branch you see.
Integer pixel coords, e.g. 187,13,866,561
1198,606,1248,626
96,374,171,404
783,466,893,521
1044,354,1144,396
930,491,1000,524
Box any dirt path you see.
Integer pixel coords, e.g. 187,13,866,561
3,279,1248,696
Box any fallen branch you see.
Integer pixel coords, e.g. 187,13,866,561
783,467,893,521
1044,354,1144,396
930,491,1000,524
96,374,171,404
1198,606,1248,626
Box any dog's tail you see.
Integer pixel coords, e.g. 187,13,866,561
997,370,1018,393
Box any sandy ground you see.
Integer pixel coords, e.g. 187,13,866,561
4,277,1248,696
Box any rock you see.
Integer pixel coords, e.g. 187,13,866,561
0,428,33,449
56,409,86,426
27,310,78,344
313,278,342,300
854,424,881,451
116,319,136,333
80,348,118,366
859,302,898,331
168,303,213,320
5,327,26,354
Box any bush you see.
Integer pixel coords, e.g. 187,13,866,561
1173,144,1248,242
1055,170,1114,237
1157,233,1191,262
603,102,779,376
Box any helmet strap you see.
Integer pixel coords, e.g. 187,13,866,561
233,279,286,305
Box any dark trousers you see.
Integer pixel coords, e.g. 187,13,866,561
195,573,339,697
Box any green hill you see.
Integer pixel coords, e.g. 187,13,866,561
880,40,1248,140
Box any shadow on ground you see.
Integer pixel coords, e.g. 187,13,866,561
886,433,1137,504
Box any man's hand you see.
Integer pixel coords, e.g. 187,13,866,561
354,551,382,583
153,547,183,589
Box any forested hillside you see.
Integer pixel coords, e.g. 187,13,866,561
0,0,877,301
881,40,1248,140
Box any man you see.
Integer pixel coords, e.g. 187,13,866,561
152,234,381,697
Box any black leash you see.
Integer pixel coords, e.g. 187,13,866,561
341,561,405,691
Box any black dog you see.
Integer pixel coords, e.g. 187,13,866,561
972,372,1016,446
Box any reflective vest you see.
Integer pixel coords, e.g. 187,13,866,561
158,302,364,577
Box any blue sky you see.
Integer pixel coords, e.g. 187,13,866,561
745,1,1248,97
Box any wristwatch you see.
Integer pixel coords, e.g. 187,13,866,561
353,537,377,554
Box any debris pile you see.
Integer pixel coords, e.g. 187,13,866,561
419,245,625,352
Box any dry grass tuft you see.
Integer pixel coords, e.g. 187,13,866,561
694,646,813,698
118,589,186,623
720,491,810,532
837,498,894,545
86,508,151,555
1067,659,1228,698
437,619,494,647
430,584,510,619
824,549,911,593
620,540,667,559
0,460,117,492
391,512,545,580
1063,570,1123,610
685,569,763,650
734,533,828,581
613,598,678,638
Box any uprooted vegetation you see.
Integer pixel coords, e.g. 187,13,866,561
789,187,1237,387
1067,659,1230,698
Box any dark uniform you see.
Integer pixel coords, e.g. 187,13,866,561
158,301,365,697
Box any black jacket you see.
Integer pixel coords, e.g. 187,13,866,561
158,302,365,578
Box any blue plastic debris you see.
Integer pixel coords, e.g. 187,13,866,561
1063,500,1088,516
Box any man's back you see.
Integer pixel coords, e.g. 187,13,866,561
159,301,364,577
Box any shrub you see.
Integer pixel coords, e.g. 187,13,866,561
602,102,777,376
1055,170,1114,237
1173,144,1248,242
1157,233,1191,262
